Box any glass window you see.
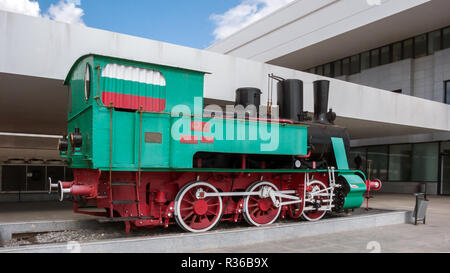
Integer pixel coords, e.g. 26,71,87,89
84,64,91,101
414,34,427,58
307,68,315,74
445,81,450,104
392,42,402,62
441,141,450,153
392,89,402,94
380,46,390,65
323,63,332,77
370,49,380,67
349,147,367,172
389,144,412,181
367,146,388,181
411,143,439,182
361,51,370,70
333,60,342,77
316,65,323,76
342,58,350,76
443,27,450,49
428,30,441,55
403,39,413,59
68,85,72,113
350,55,360,75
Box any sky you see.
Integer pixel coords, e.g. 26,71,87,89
0,0,295,49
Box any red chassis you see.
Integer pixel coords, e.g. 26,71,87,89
54,168,380,233
50,169,381,232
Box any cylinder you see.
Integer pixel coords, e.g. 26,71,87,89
235,87,262,116
313,80,330,124
277,79,304,121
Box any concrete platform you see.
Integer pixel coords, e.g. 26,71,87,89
0,201,100,246
0,193,448,253
199,194,450,253
0,209,410,253
0,219,101,246
0,201,94,223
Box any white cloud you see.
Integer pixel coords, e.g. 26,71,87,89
210,0,295,42
45,0,85,25
0,0,85,25
0,0,41,17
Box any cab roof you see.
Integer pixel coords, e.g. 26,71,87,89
64,53,210,85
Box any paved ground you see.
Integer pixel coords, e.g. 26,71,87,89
198,194,450,253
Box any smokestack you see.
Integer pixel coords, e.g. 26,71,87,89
313,80,336,124
277,79,305,121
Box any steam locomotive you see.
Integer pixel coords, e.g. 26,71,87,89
49,54,381,233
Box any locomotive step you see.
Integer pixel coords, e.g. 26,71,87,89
111,182,136,186
98,216,155,223
111,200,138,205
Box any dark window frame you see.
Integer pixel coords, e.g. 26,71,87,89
414,34,428,58
360,51,370,71
445,80,450,104
350,54,360,75
380,45,391,65
428,30,442,55
370,48,380,68
402,38,414,60
443,27,450,49
342,57,350,76
333,59,342,77
392,42,403,62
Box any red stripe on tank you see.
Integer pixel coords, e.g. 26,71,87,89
191,121,210,132
201,136,214,144
180,135,199,144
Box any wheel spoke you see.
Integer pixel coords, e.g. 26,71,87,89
251,207,259,216
206,208,218,215
182,199,194,205
182,211,194,221
188,191,196,200
202,215,211,225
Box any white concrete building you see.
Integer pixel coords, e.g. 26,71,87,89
208,0,450,194
0,0,449,200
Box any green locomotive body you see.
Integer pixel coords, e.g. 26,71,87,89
51,54,381,232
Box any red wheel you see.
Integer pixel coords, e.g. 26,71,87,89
243,181,281,226
302,180,328,222
174,182,223,232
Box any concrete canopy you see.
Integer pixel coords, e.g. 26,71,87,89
0,10,448,141
207,0,450,71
